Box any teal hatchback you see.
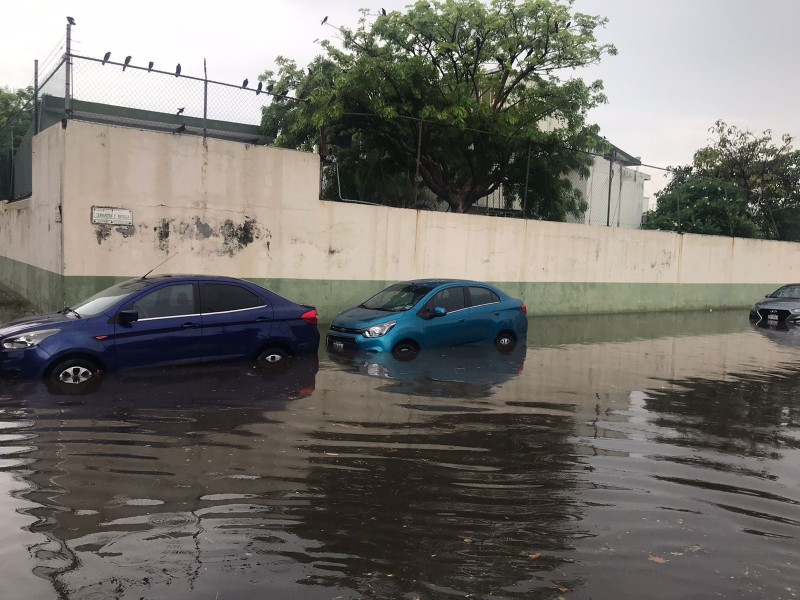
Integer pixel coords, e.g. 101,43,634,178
327,280,527,359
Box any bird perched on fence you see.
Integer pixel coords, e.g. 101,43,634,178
175,63,181,77
102,51,111,65
67,16,76,25
321,15,328,25
176,107,185,115
242,78,248,88
175,124,186,134
381,8,386,16
148,61,154,72
123,56,131,71
256,82,262,95
266,82,274,93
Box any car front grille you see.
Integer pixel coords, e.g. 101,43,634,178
329,325,362,334
758,308,791,322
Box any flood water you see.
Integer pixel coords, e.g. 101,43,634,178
1,309,799,599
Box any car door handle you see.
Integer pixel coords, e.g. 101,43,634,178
255,317,270,322
182,322,200,329
459,318,466,323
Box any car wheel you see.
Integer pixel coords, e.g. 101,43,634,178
46,358,102,395
391,341,419,361
494,331,517,353
255,346,290,374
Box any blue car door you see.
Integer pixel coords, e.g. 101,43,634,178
465,285,503,342
420,286,472,347
199,282,273,361
113,283,202,368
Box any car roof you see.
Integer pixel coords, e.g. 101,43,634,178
402,278,486,286
133,274,252,283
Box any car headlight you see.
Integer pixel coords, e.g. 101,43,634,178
362,321,397,338
1,329,61,349
791,309,800,314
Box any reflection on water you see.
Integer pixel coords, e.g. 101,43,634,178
0,310,799,599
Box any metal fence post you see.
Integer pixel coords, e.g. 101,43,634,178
203,59,208,137
413,119,423,209
606,148,616,227
65,22,72,117
34,60,39,134
522,142,531,219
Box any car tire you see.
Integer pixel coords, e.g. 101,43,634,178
46,357,102,395
494,331,517,353
391,341,419,362
255,346,291,374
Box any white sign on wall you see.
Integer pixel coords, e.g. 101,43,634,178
91,206,133,226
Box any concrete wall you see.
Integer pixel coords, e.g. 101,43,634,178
0,125,64,310
1,120,799,319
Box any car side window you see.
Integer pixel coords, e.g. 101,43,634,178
425,287,466,312
131,284,195,319
201,283,265,313
467,286,500,307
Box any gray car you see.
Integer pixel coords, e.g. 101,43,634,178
749,284,800,325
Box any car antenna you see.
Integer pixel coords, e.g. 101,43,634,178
141,251,181,279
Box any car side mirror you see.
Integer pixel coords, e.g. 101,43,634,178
432,306,447,318
117,309,139,325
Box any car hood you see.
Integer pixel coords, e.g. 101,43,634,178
333,306,401,329
0,312,75,338
755,298,800,310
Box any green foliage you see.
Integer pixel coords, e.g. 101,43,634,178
643,177,762,238
654,121,800,240
0,86,34,128
260,0,615,214
0,86,34,198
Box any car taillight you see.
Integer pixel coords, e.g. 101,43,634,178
521,303,527,315
301,309,318,325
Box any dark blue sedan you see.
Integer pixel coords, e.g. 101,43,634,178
0,275,319,390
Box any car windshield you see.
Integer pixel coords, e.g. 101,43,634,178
770,285,800,299
71,279,153,317
361,283,435,312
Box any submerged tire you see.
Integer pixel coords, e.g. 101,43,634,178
494,331,517,353
255,346,291,374
391,341,419,362
46,357,102,395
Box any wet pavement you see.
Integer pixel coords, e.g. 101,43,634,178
1,308,799,599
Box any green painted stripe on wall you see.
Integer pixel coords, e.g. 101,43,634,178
0,264,777,319
0,255,63,312
252,279,773,319
496,281,774,316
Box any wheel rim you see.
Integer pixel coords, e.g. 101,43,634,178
498,335,513,347
261,353,284,364
57,366,93,384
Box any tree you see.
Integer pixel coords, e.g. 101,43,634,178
260,0,616,214
0,86,35,198
643,177,762,238
651,121,800,240
0,86,34,136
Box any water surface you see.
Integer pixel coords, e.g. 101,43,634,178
1,310,798,599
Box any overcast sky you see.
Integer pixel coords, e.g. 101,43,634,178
3,0,800,196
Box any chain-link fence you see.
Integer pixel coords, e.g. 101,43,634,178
319,117,659,229
2,41,663,231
